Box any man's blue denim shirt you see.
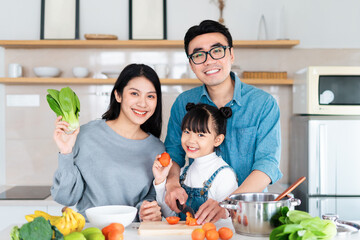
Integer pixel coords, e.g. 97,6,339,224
164,72,282,186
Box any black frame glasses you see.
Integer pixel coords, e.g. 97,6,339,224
188,46,230,65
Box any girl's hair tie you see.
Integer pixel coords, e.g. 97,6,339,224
219,107,232,119
185,102,196,111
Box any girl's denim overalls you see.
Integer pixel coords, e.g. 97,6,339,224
178,164,235,220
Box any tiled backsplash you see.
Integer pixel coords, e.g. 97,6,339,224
4,47,360,186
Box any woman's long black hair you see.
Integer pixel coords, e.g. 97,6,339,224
102,64,162,138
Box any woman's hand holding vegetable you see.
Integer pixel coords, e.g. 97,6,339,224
54,116,79,154
152,155,173,185
139,200,162,221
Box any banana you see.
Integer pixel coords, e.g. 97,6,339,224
67,210,79,233
25,214,37,222
66,208,86,232
25,206,84,236
34,210,52,219
34,210,61,224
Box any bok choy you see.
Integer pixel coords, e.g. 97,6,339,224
46,87,80,132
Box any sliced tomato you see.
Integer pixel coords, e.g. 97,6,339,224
166,216,180,225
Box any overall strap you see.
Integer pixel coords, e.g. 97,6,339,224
202,165,235,193
179,165,191,184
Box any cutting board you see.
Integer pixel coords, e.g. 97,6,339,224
138,221,199,235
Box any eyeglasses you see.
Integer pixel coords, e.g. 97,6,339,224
188,46,230,65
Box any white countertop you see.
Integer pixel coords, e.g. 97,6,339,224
1,221,359,240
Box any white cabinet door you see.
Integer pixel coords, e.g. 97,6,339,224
0,205,47,231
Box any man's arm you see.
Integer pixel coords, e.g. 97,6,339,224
164,97,189,211
233,170,271,194
164,161,188,212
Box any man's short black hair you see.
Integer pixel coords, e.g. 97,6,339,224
184,20,233,56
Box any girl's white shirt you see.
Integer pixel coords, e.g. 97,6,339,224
154,152,238,222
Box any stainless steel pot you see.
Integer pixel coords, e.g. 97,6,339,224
219,192,301,237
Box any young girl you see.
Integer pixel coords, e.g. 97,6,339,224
152,103,238,223
51,64,164,221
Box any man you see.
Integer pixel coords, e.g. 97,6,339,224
164,20,282,224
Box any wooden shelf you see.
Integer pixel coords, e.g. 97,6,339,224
0,40,299,49
0,77,293,85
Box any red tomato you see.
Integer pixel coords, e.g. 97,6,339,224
102,223,124,240
159,152,171,167
166,216,180,225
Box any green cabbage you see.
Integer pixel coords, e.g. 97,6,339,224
270,207,337,240
46,87,80,132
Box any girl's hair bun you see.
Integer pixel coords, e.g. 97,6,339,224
219,107,232,119
185,102,196,112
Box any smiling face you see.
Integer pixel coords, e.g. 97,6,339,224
188,32,234,87
115,76,157,127
181,118,224,159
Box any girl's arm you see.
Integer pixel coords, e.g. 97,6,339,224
153,180,177,218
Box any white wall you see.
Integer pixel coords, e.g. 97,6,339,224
0,0,360,48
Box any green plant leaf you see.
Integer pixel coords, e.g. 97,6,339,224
59,87,75,113
46,94,63,117
281,206,290,216
270,225,286,240
47,87,80,131
47,89,61,104
283,224,303,233
74,92,80,116
287,210,312,224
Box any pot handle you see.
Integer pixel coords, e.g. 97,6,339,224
219,199,239,210
290,198,301,207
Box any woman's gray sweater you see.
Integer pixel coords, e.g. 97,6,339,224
51,119,165,220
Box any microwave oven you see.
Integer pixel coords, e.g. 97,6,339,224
293,66,360,115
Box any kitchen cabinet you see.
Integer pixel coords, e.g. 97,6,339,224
0,205,47,231
0,200,75,231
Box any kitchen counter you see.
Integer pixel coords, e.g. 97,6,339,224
0,185,59,206
1,221,359,240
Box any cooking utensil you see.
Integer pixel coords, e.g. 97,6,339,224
322,214,360,235
138,221,198,235
274,176,306,201
176,199,195,217
220,192,301,236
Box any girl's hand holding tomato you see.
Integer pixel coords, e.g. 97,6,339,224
159,152,171,166
152,154,173,185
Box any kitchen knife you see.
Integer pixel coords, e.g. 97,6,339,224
176,199,195,217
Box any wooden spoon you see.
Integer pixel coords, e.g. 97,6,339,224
275,176,306,201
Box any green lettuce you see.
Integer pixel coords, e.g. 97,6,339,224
46,87,80,132
270,207,337,240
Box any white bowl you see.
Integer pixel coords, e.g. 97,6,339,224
85,205,137,229
101,71,121,79
72,67,89,78
33,67,61,77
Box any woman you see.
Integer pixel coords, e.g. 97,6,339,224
51,64,164,221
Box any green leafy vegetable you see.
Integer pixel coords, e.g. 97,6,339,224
19,216,52,240
10,226,20,240
46,87,80,132
270,207,337,240
52,225,64,240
